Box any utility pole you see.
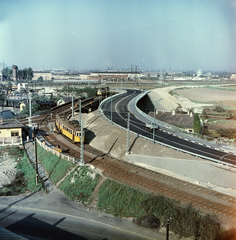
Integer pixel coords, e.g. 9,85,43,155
28,92,31,126
79,99,81,124
166,218,170,240
134,65,139,86
126,112,130,154
80,119,84,166
153,104,156,144
71,91,74,118
34,139,39,184
111,94,113,124
159,67,164,85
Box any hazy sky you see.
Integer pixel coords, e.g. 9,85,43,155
0,0,236,71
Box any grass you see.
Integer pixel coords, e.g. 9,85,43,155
37,144,75,185
97,179,224,239
204,86,236,91
16,144,232,239
97,179,148,218
0,146,43,196
59,166,100,204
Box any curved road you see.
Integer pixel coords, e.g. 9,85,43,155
0,189,161,240
101,89,236,166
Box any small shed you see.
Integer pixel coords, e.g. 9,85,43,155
0,120,24,146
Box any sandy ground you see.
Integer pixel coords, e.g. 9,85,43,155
175,88,236,102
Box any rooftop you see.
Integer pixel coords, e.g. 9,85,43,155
0,121,25,129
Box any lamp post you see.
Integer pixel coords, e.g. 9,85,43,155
153,104,156,143
152,98,163,144
126,112,130,154
71,91,74,118
111,94,113,124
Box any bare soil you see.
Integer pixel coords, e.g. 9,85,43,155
175,88,236,102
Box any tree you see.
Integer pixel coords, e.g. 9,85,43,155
2,67,12,79
37,76,43,82
22,68,28,80
20,102,41,116
193,113,201,133
18,69,22,79
27,67,34,80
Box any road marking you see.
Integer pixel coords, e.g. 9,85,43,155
0,204,155,240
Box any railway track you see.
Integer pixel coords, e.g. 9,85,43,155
36,97,236,226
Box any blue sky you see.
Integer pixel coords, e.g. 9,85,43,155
0,0,236,71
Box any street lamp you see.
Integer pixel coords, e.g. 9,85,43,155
152,98,163,144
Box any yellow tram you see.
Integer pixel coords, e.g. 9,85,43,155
97,86,110,96
56,114,85,143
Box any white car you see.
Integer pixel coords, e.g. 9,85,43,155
145,122,160,130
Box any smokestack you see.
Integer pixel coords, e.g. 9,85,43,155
12,65,18,81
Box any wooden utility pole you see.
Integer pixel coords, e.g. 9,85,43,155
34,139,39,184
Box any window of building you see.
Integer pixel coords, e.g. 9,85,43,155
11,131,19,136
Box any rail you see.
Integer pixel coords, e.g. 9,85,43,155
99,91,236,168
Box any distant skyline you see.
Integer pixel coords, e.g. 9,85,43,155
0,0,236,72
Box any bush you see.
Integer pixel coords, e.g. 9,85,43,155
213,106,225,112
97,180,222,239
141,197,220,239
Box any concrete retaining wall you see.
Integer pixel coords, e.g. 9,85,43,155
128,155,236,190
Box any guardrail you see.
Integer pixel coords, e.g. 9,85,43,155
99,91,236,168
132,91,219,143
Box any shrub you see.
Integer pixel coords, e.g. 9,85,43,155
213,106,225,112
97,180,221,239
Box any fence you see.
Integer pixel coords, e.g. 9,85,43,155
0,136,22,146
36,138,79,164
